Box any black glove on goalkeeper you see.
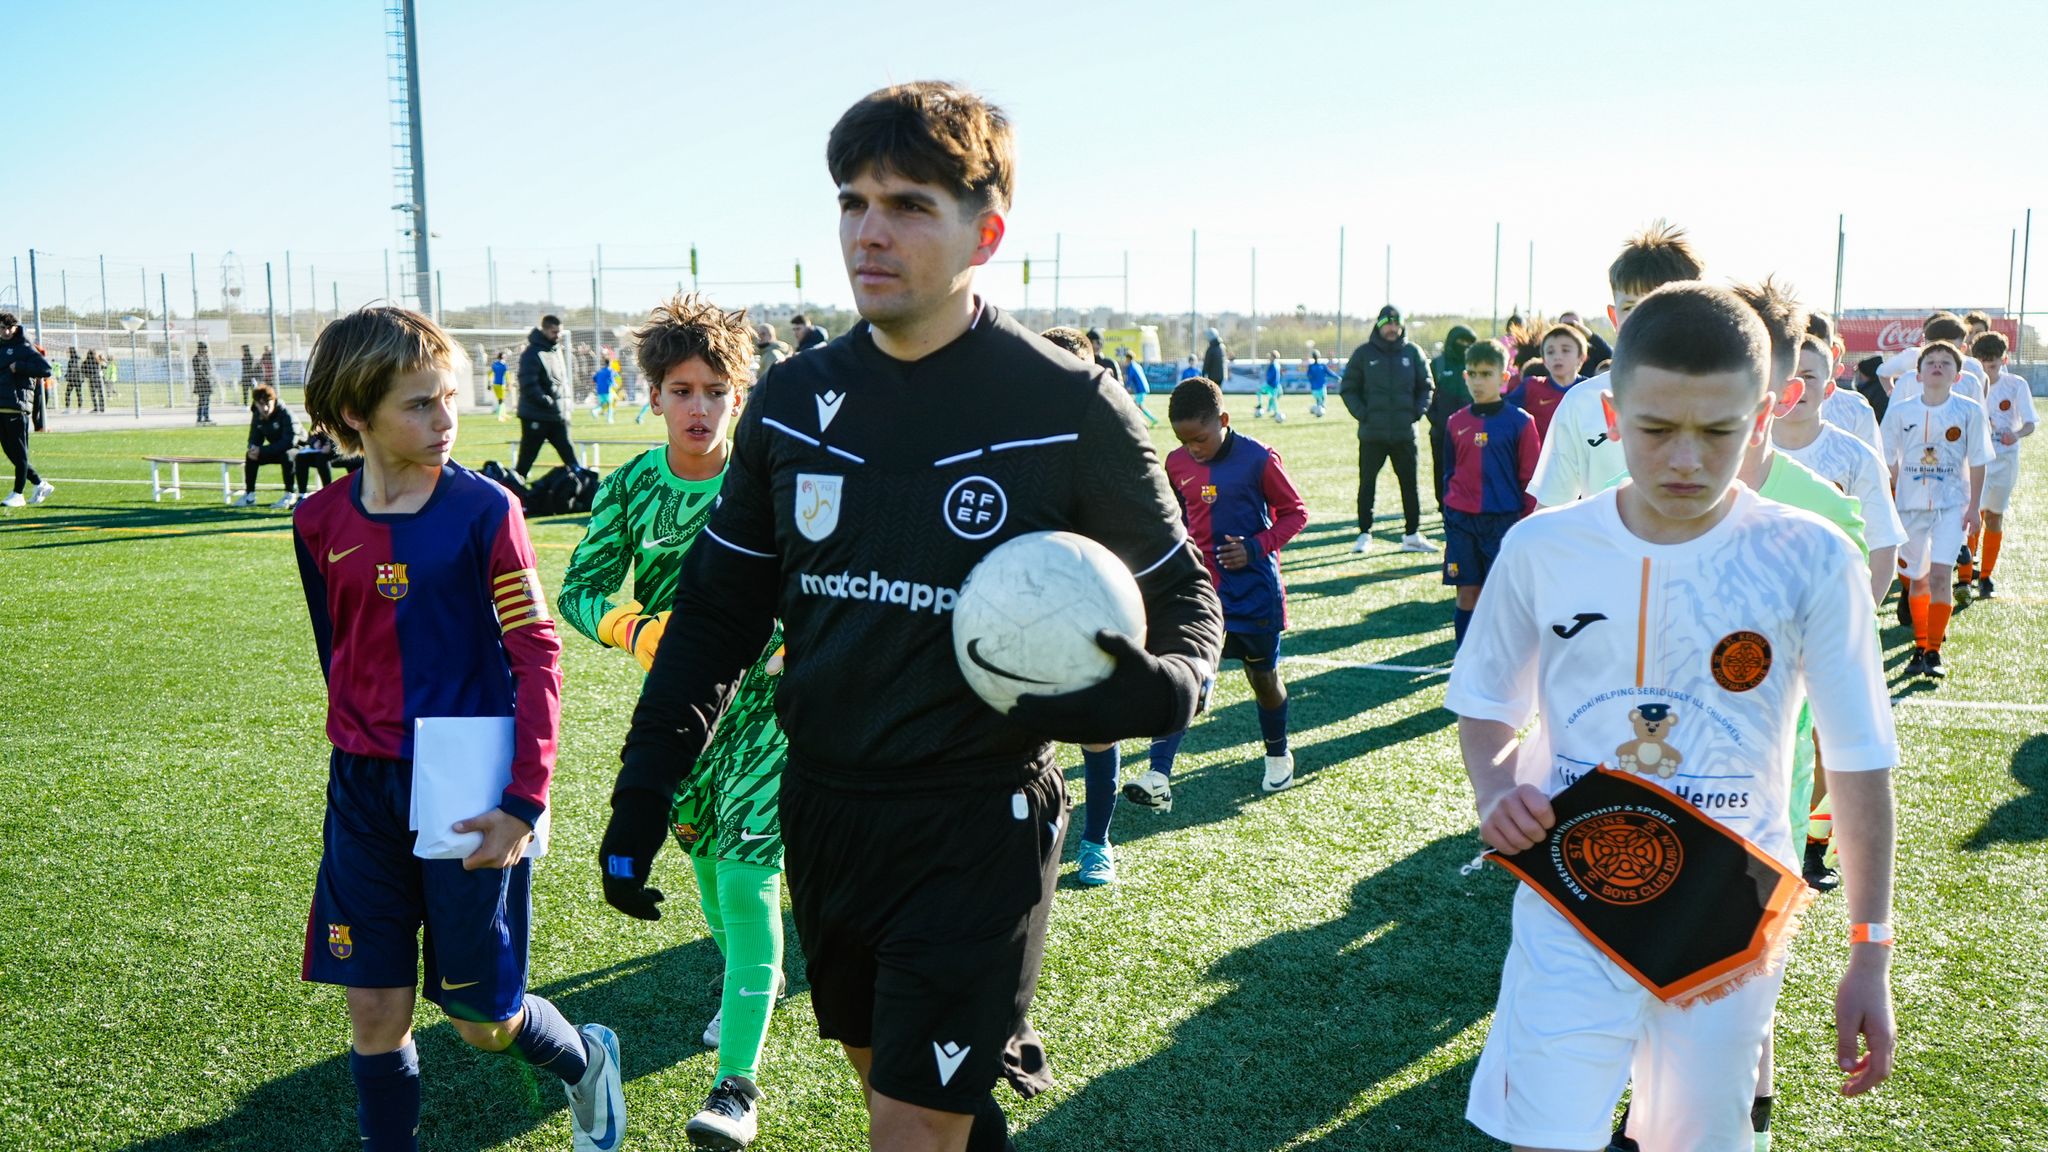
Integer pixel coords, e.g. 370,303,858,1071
1007,630,1207,746
598,788,672,921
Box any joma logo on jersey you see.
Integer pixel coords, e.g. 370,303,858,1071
375,564,409,600
944,476,1007,540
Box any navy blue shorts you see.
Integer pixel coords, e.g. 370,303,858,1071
302,749,531,1024
1221,629,1282,669
1442,507,1519,587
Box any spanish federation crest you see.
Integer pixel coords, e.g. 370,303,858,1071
328,923,353,959
375,563,409,600
795,474,842,542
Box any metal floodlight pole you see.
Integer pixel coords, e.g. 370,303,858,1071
60,269,68,324
11,256,18,314
28,249,41,343
596,245,605,336
1833,215,1846,321
332,282,339,319
1249,248,1258,360
591,274,600,356
190,253,200,326
488,246,499,328
285,250,296,360
1188,230,1198,358
265,262,278,371
1121,250,1129,320
1052,233,1062,325
100,255,109,333
436,270,445,327
2018,209,2032,364
401,0,433,317
1491,222,1501,336
1335,227,1346,358
161,272,174,406
2007,227,2018,319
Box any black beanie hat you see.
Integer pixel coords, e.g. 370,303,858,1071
1375,305,1403,329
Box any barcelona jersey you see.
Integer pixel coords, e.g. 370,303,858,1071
1506,373,1584,442
292,463,562,828
1445,401,1540,516
1165,430,1307,633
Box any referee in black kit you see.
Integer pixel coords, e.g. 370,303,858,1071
599,82,1222,1152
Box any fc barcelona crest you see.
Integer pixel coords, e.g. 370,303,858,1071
328,923,353,959
375,563,409,600
1200,484,1218,505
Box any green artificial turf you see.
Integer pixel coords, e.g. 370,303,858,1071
0,403,2042,1150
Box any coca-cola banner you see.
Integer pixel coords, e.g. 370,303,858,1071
1837,315,2019,357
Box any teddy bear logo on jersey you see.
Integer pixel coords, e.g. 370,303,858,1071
1615,703,1682,778
796,474,842,541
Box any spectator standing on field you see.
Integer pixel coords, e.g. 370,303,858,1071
515,313,581,478
191,342,216,424
1339,304,1436,554
0,313,54,506
240,345,257,404
1202,327,1229,389
258,345,276,392
84,351,107,415
62,347,82,410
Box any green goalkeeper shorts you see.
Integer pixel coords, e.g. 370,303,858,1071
671,706,789,870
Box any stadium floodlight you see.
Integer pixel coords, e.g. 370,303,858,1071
391,203,418,213
120,315,144,334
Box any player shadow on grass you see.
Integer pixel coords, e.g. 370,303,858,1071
0,503,296,549
1024,832,1508,1151
1061,642,1453,864
1963,733,2048,850
116,938,724,1152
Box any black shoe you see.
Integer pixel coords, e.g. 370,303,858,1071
1802,840,1839,892
1903,648,1928,677
1896,590,1915,630
1607,1128,1641,1152
686,1075,761,1149
1979,575,1996,599
1922,649,1946,679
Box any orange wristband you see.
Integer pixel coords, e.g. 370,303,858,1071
1850,922,1895,946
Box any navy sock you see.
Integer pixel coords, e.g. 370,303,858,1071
1257,699,1289,758
1081,746,1120,844
351,1041,420,1152
1453,607,1473,648
1752,1094,1774,1133
1149,731,1185,779
510,994,589,1084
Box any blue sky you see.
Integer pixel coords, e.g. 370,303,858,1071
13,0,2048,323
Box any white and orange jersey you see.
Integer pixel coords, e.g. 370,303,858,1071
1778,423,1907,551
1879,392,1997,511
1820,386,1881,454
1446,487,1897,870
1984,371,2039,455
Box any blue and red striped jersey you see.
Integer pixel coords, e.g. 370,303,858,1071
1506,373,1585,441
1445,401,1540,516
291,463,562,827
1165,430,1308,632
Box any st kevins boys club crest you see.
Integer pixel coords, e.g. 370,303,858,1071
796,474,842,542
375,563,409,600
328,923,353,959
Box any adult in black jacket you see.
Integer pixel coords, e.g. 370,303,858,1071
1201,327,1229,388
1426,325,1478,506
1338,305,1436,553
0,314,52,505
235,384,298,507
513,314,581,477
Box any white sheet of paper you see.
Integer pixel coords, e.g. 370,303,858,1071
410,717,549,861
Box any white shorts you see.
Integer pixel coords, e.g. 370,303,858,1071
1466,887,1782,1152
1896,507,1967,581
1982,452,2021,515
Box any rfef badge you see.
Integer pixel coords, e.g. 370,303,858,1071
375,563,409,601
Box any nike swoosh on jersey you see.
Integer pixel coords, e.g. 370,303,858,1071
641,532,679,549
439,978,480,991
327,544,365,563
737,830,773,842
965,638,1059,684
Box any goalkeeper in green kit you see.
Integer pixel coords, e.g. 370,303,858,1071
558,294,787,1150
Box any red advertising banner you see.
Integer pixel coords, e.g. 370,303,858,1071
1837,315,2019,358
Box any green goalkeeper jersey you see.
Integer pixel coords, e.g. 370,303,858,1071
559,445,782,725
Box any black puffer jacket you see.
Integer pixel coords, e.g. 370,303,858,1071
1,329,51,414
1338,330,1434,441
516,327,569,422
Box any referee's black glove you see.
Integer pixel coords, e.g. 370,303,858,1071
1008,630,1207,746
598,789,671,921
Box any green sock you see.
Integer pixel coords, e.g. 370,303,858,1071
690,854,727,957
713,859,785,1083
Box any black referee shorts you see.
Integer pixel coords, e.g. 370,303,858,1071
780,763,1064,1113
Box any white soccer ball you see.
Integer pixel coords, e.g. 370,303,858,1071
952,531,1148,715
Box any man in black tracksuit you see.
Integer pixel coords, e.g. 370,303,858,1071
514,315,580,478
1201,327,1229,388
599,82,1222,1152
0,314,51,505
1338,304,1436,554
237,385,297,506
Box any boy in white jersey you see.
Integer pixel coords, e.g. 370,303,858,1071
1881,313,1985,407
1878,340,1996,678
1528,221,1705,509
1450,282,1899,1152
1967,331,2036,598
1776,333,1905,603
1807,312,1882,453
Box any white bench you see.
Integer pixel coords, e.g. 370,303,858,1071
145,456,242,503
